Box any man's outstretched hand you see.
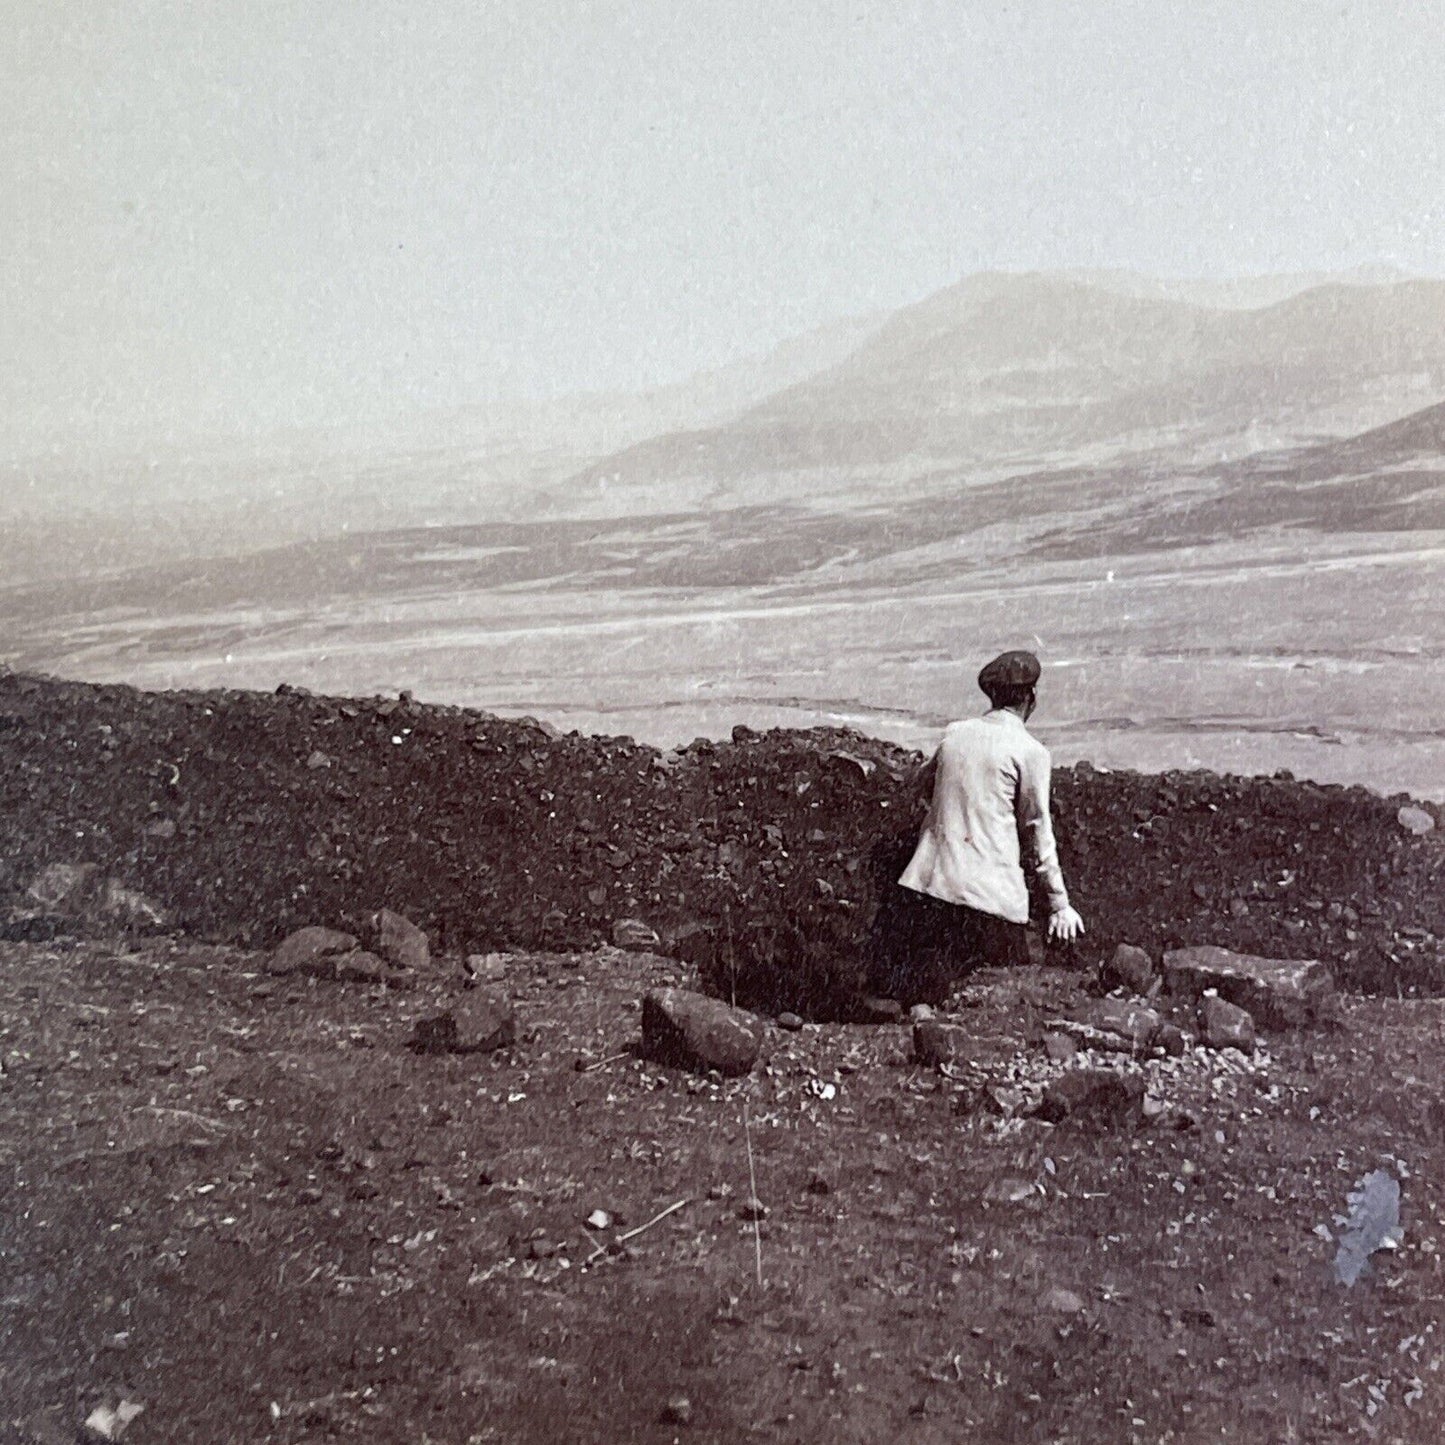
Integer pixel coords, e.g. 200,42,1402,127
1048,906,1085,942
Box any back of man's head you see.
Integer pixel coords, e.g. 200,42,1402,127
984,680,1036,711
977,650,1041,710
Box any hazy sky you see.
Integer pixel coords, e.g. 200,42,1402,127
5,0,1443,452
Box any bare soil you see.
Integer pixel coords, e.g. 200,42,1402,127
1,671,1443,1013
3,936,1444,1444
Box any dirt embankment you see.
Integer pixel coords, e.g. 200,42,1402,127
1,670,1442,1011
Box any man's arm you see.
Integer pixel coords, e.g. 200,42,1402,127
1016,746,1084,940
914,748,939,803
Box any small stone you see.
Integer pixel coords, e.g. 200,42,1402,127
465,953,508,982
410,991,516,1055
776,1011,804,1031
333,950,390,984
1101,943,1155,995
984,1086,1027,1118
913,1019,968,1068
982,1176,1037,1205
661,1395,693,1425
306,749,332,770
1199,995,1256,1052
81,1399,144,1442
612,918,662,949
737,1196,769,1221
908,1003,935,1022
267,926,360,978
586,1209,613,1230
1041,1285,1086,1314
1042,1030,1078,1063
1398,804,1435,835
1155,1023,1187,1057
375,909,429,972
97,880,170,931
1080,998,1161,1050
26,862,102,912
856,995,904,1024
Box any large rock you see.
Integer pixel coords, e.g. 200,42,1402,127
641,988,761,1077
1163,946,1336,1030
376,909,430,972
1046,999,1160,1055
268,926,360,977
411,992,516,1054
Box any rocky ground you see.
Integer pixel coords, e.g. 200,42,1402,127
0,671,1442,1011
4,669,1445,1442
2,933,1444,1444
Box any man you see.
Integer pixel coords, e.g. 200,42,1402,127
869,649,1084,1006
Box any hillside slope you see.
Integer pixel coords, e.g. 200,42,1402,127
567,277,1445,501
1,672,1441,1010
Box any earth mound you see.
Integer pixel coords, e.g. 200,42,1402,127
0,669,1441,1014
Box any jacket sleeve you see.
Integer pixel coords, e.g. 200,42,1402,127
1015,744,1070,913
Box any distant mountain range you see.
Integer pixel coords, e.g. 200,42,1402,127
559,273,1445,511
3,269,1444,583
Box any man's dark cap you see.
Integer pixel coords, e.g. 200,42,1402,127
978,650,1042,694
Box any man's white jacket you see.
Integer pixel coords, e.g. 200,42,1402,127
899,709,1071,925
